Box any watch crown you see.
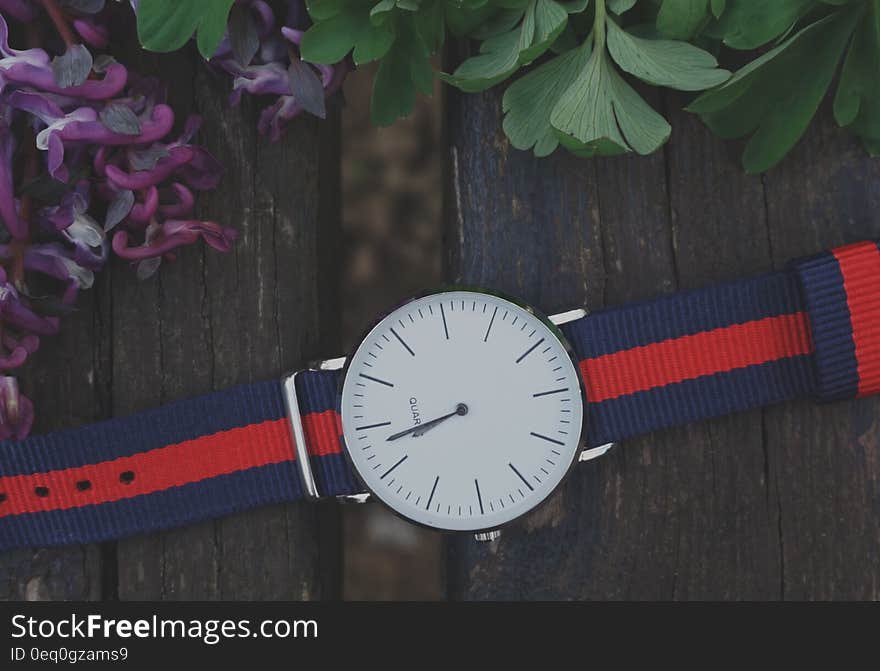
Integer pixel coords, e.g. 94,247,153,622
474,530,501,543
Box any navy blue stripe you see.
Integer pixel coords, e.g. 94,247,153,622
586,355,815,446
562,271,804,360
0,380,287,477
0,460,303,549
311,451,362,496
295,370,340,415
792,251,859,401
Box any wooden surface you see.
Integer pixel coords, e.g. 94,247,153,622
0,18,343,601
444,81,880,600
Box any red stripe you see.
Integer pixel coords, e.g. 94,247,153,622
0,410,343,518
833,242,880,397
302,410,343,457
581,313,813,403
0,418,295,518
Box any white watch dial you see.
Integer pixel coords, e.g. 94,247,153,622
340,290,585,532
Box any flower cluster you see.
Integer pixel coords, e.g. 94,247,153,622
0,0,235,439
207,0,350,141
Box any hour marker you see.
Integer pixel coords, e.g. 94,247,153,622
380,456,408,480
439,303,449,339
516,338,545,363
533,388,569,398
475,479,484,514
426,476,439,510
355,421,391,431
531,431,565,446
390,327,415,356
509,463,535,491
484,306,498,342
359,373,394,387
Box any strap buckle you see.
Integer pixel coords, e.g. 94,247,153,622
281,357,370,503
548,307,616,461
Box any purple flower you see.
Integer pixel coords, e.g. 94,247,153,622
0,0,237,437
105,146,194,190
212,0,276,61
112,219,237,260
72,17,110,50
0,267,60,336
8,90,175,179
24,243,97,289
0,0,37,23
0,15,127,100
0,116,25,239
128,185,158,224
106,116,222,191
0,375,34,440
0,330,38,370
159,183,195,218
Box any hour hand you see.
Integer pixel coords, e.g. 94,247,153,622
386,403,468,441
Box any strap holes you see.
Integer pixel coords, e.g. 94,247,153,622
35,486,49,497
119,471,135,484
76,480,91,492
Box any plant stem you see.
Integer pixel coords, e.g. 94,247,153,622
593,0,607,52
39,0,77,48
11,129,40,286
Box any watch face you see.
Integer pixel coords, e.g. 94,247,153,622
339,290,585,532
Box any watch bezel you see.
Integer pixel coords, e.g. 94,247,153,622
336,286,589,535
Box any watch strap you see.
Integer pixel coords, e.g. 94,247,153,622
0,376,360,550
2,241,878,551
792,240,880,401
562,240,880,447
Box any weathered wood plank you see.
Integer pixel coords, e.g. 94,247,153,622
762,108,880,600
111,40,343,599
444,78,878,599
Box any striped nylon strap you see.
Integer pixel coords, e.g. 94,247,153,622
0,374,358,550
0,241,878,551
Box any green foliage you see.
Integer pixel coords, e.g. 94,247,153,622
690,0,876,172
137,0,236,60
299,0,462,125
137,0,880,172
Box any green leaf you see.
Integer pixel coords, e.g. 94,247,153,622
440,0,568,93
300,11,368,63
689,6,862,173
549,42,671,156
606,19,730,91
195,2,234,59
711,0,814,50
502,42,592,156
834,1,880,148
657,0,710,40
137,0,235,59
306,0,353,21
371,50,413,126
710,0,725,19
414,0,446,52
442,0,570,92
370,23,433,124
352,22,396,63
607,0,636,14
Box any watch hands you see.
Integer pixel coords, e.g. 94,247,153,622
386,403,468,441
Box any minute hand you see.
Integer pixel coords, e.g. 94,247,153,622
385,403,468,442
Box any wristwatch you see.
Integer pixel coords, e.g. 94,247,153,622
1,240,878,550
